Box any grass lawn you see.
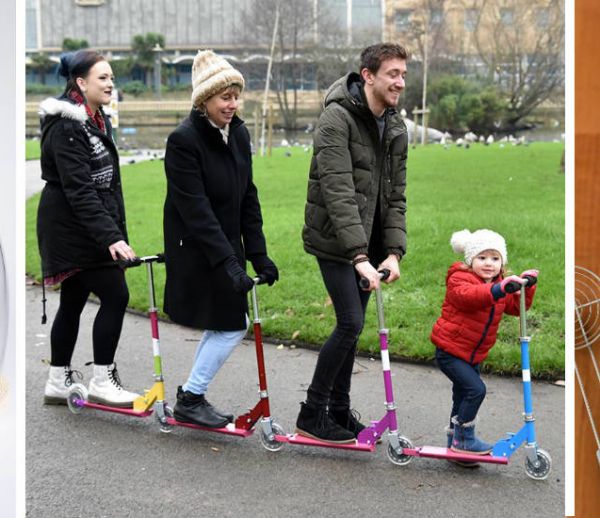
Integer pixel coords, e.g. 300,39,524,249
26,139,41,160
27,142,565,377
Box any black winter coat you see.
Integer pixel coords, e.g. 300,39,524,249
37,97,127,278
163,110,267,331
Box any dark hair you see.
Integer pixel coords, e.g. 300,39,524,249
359,43,410,75
59,50,106,96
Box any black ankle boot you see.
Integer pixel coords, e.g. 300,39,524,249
330,407,366,437
176,386,233,423
295,402,355,444
173,388,230,428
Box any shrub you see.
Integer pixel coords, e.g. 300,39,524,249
121,81,149,97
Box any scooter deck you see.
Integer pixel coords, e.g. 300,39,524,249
78,400,154,417
275,433,376,452
404,445,509,464
165,418,254,437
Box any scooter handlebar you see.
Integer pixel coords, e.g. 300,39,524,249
253,274,269,286
504,275,537,293
117,253,165,269
359,268,391,290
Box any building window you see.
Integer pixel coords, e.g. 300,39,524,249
395,9,412,31
500,8,514,26
430,8,443,26
537,8,550,29
464,9,478,32
75,0,106,5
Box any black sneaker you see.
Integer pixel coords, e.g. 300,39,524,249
173,389,229,428
176,386,233,423
295,402,355,444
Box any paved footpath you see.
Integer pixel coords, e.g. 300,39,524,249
26,283,565,518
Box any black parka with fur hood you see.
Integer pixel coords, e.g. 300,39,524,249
37,96,127,278
302,72,408,263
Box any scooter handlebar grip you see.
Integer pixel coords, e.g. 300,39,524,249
504,281,522,293
156,253,165,264
359,268,391,289
523,275,537,287
253,274,268,286
118,257,142,268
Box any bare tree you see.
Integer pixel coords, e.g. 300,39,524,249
247,0,318,135
466,0,564,128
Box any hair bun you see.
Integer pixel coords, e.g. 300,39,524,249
450,229,471,254
58,52,76,79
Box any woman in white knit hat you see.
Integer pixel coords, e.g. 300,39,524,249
163,50,278,427
430,229,538,458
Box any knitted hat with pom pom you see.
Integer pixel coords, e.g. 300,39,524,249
450,229,507,266
191,50,244,108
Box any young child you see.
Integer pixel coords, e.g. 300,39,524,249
431,229,537,456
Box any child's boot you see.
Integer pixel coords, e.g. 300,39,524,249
87,363,140,408
44,365,80,405
295,402,355,444
450,417,493,455
446,418,480,468
445,421,454,448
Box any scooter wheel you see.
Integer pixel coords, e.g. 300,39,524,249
158,405,174,434
524,448,552,480
259,422,285,452
66,383,88,415
387,436,413,466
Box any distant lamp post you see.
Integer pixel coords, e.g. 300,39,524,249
152,43,162,100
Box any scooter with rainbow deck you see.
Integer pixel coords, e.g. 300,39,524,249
397,275,552,480
67,255,283,443
66,254,172,430
259,269,415,464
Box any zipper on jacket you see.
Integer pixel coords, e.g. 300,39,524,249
469,306,496,364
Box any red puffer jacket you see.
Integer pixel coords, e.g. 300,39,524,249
430,262,536,365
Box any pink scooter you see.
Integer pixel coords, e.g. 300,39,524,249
261,270,414,464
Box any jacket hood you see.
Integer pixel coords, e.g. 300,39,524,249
39,97,87,124
446,261,474,283
446,261,503,284
323,73,369,115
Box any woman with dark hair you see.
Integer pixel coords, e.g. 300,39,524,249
38,49,139,407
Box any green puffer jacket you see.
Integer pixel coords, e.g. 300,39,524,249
302,72,408,264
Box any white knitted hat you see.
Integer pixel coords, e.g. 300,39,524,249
450,229,507,266
191,50,245,108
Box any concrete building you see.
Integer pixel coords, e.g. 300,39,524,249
26,0,385,89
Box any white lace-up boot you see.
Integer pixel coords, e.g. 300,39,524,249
44,365,81,405
88,363,139,408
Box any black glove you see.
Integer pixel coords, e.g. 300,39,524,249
250,254,279,286
223,256,254,293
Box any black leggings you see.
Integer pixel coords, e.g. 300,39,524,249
50,267,129,366
306,258,371,408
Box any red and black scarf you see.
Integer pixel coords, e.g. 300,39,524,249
68,90,106,134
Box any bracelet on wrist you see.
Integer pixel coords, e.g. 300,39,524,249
352,256,370,266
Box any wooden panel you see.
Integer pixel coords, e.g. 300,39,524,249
576,0,600,515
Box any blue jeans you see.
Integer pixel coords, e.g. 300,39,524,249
183,317,249,395
435,348,486,424
306,258,371,408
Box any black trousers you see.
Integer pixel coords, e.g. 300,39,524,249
306,258,371,408
50,267,129,366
